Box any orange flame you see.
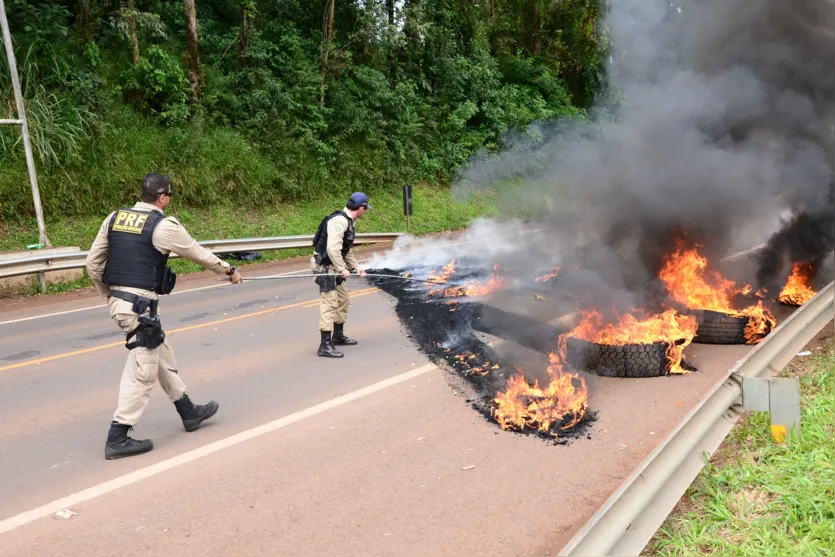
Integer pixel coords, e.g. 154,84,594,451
535,267,561,283
778,262,817,306
659,241,775,343
490,307,696,434
427,259,456,284
427,262,506,298
453,352,500,376
492,352,588,435
460,275,506,297
568,308,698,374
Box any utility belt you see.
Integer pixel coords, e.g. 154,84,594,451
111,290,166,350
312,256,345,294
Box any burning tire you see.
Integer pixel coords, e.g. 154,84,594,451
693,310,749,344
565,337,675,378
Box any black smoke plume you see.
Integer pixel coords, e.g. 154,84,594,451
453,0,834,296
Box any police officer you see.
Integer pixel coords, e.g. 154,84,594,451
311,192,370,357
85,173,244,460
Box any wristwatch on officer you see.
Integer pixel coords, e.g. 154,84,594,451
226,265,237,276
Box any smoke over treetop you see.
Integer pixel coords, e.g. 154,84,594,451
452,0,834,291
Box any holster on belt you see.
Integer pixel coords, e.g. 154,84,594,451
313,264,342,293
111,290,166,350
130,315,166,350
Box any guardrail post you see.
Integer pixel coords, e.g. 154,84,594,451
769,378,801,442
35,271,46,294
741,376,802,442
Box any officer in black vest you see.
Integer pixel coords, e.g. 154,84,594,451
311,192,370,357
85,173,244,459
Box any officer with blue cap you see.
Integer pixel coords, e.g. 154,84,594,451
310,192,371,357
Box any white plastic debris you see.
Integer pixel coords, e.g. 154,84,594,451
797,351,812,357
54,509,77,520
461,465,476,471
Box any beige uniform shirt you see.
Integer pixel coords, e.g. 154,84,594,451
85,202,231,299
325,214,360,274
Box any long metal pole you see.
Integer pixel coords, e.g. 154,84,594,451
216,273,448,285
0,0,50,247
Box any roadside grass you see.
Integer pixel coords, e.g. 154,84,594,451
645,335,835,556
1,184,501,297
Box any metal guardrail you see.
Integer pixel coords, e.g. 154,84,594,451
559,281,835,556
0,232,403,280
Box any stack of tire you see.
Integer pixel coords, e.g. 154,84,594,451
692,310,750,345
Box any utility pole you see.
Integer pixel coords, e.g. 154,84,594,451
0,0,50,247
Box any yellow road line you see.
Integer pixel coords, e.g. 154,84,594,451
0,287,379,373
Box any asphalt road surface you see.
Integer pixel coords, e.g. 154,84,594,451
0,250,782,556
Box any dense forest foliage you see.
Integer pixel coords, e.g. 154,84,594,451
0,0,607,219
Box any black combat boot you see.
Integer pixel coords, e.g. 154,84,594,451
174,393,219,432
332,323,358,346
317,330,344,358
105,421,153,460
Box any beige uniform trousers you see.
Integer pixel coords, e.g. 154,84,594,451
109,297,186,425
311,256,350,332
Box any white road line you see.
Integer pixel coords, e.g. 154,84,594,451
0,267,316,326
1,234,761,327
0,227,554,326
0,362,437,535
0,283,226,326
0,224,558,326
0,252,389,326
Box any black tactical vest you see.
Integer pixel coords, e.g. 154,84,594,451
102,208,170,293
312,210,355,266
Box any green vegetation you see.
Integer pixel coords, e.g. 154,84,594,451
647,336,835,556
1,0,607,226
0,182,500,296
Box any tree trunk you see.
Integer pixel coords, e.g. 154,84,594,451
319,0,335,108
238,5,250,67
183,0,203,102
385,0,394,26
79,0,94,43
487,0,495,53
128,0,140,64
532,0,541,55
404,0,419,42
